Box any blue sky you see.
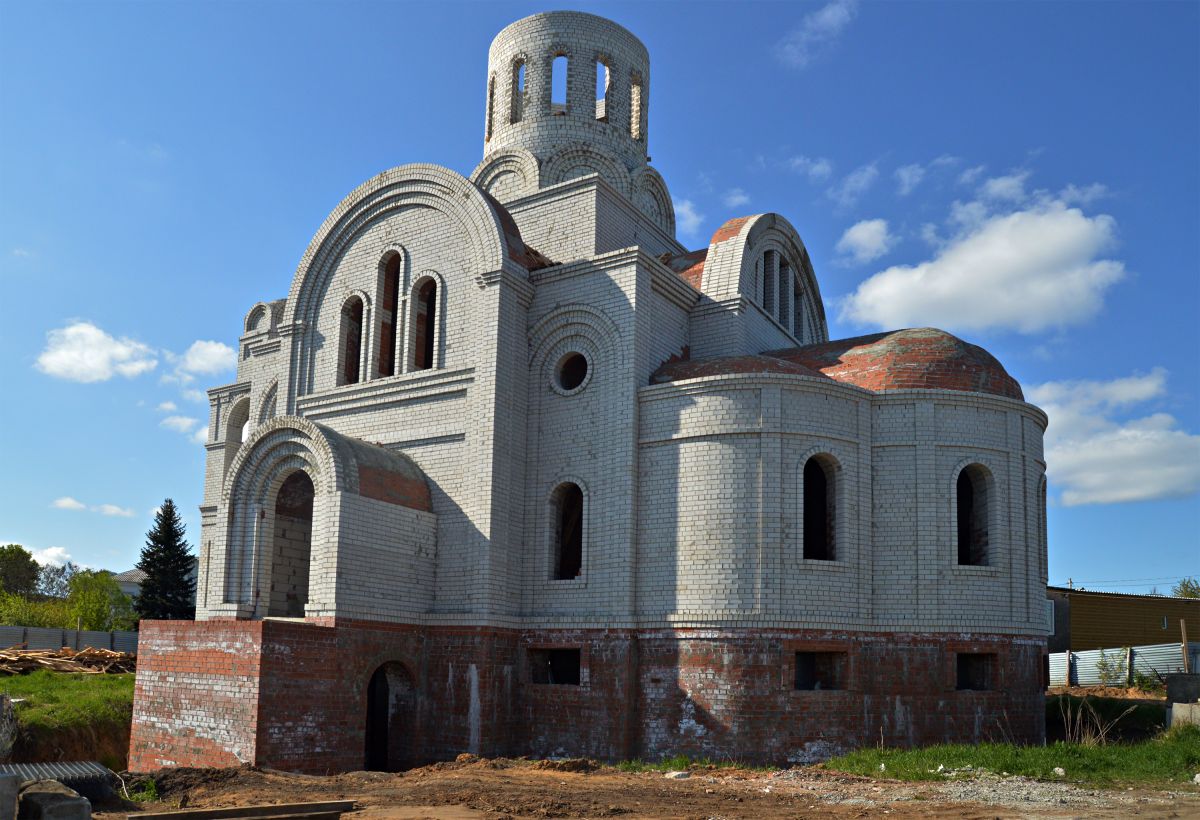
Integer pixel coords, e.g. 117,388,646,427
1,1,1196,594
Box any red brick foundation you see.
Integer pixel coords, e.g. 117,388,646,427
130,620,1045,773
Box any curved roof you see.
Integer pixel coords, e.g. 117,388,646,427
767,328,1024,400
652,328,1024,401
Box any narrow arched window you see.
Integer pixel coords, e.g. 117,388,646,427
411,278,437,371
511,58,526,123
552,483,583,580
595,59,610,121
762,250,777,315
957,465,990,566
630,71,644,139
803,456,836,561
377,254,401,377
340,296,364,385
778,256,793,330
793,275,805,339
551,54,568,115
486,75,496,140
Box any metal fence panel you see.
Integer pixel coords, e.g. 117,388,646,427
0,626,26,649
24,627,65,650
112,632,139,654
0,627,140,654
1049,641,1199,687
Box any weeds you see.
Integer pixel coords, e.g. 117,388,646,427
616,754,771,773
1058,696,1137,746
129,778,159,803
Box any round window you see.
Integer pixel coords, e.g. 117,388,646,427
555,352,589,392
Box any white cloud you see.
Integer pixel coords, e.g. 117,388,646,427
52,496,87,511
788,155,833,182
161,415,200,433
827,162,878,208
52,496,135,517
723,188,750,208
1058,183,1108,206
674,199,705,238
894,164,926,196
835,219,896,264
182,388,207,403
775,0,859,69
11,248,33,258
1029,369,1200,506
156,400,178,412
95,504,134,518
31,546,71,566
192,425,210,445
179,340,236,376
979,171,1030,202
957,165,986,186
35,321,158,383
840,197,1125,333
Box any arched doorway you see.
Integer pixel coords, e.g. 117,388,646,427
268,471,314,617
364,661,416,771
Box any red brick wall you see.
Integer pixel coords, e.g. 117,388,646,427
130,622,1044,772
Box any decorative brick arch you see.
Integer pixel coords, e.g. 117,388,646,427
255,378,279,426
793,444,853,564
541,144,632,197
471,147,542,201
948,457,1001,568
631,166,675,235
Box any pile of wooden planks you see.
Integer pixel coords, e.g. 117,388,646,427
0,646,135,675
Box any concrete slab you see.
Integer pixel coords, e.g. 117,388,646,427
0,773,20,820
16,780,90,820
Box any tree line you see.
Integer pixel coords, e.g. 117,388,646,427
1,498,196,631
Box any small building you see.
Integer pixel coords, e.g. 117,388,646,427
112,560,199,604
1048,586,1200,652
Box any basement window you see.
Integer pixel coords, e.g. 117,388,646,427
956,653,995,691
794,651,846,691
529,648,581,685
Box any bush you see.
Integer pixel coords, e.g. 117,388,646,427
0,594,71,629
1095,647,1129,687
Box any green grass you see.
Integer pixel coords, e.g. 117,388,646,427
824,724,1200,787
616,754,773,773
0,669,134,733
0,670,135,770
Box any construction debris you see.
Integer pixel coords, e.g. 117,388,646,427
0,646,135,676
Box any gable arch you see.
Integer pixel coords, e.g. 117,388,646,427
541,144,632,197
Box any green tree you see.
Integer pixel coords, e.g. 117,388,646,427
0,545,41,598
1173,577,1200,599
135,499,196,621
37,561,80,599
67,570,136,631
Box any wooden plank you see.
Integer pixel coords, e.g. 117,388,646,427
132,800,355,820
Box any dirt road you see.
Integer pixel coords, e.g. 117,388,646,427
97,757,1199,819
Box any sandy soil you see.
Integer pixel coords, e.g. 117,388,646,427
94,756,1200,820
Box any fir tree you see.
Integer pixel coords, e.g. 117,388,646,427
135,499,196,621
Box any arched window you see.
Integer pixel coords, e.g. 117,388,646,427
778,255,793,331
793,275,805,339
957,464,990,566
629,71,644,139
410,278,437,371
339,296,364,385
268,470,313,617
486,75,496,140
551,53,568,115
551,482,583,580
595,59,610,121
762,250,777,315
377,254,401,378
511,58,526,123
803,456,836,561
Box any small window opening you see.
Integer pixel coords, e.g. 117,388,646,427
511,58,526,123
956,465,989,566
762,250,776,315
340,296,364,385
630,72,643,139
555,352,588,391
378,254,401,377
595,60,610,121
529,648,581,685
1162,616,1169,630
486,75,496,140
552,483,583,580
551,54,568,115
956,653,994,691
778,256,792,329
803,456,836,561
411,278,437,371
795,651,846,690
793,275,805,339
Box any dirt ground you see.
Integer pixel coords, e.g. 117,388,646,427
93,756,1200,820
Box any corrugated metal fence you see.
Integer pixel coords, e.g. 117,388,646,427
0,626,138,655
1049,641,1199,687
